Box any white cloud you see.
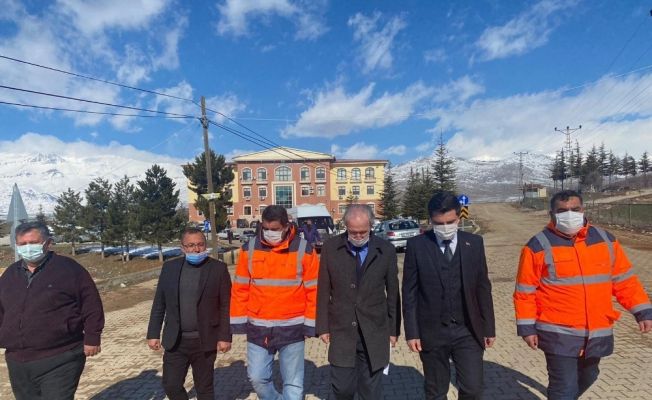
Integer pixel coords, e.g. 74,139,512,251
283,82,432,138
381,145,406,156
331,143,379,160
348,12,406,74
433,76,485,104
224,148,255,162
415,142,432,153
207,94,247,123
216,0,328,40
475,0,578,61
57,0,170,34
424,48,447,64
425,72,652,160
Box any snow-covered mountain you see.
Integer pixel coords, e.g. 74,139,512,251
0,152,189,217
392,152,554,202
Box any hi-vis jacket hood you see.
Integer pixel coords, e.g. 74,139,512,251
514,222,652,358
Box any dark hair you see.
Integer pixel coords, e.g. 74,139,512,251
427,191,461,217
549,190,583,211
181,227,206,243
262,205,289,225
15,221,51,240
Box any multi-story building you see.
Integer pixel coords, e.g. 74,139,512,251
187,147,387,226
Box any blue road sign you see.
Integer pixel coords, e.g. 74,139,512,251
203,220,211,233
458,194,469,206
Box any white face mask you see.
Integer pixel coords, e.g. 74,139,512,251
263,229,284,245
554,211,585,236
432,223,458,241
348,234,369,248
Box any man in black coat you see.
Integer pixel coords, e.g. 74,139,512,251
402,192,496,400
147,227,232,400
316,204,401,400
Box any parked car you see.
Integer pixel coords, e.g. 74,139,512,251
374,219,421,251
239,229,257,244
217,228,240,240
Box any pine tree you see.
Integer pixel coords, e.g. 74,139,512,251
402,169,425,221
182,151,234,231
606,151,620,186
53,188,84,255
431,134,457,192
83,178,112,257
105,176,137,261
36,204,47,224
572,140,583,187
136,165,183,262
379,162,400,220
581,145,601,191
639,151,650,187
598,142,608,178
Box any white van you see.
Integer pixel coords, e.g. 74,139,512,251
288,204,336,251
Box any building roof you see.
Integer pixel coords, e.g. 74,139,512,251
333,159,388,165
232,147,335,162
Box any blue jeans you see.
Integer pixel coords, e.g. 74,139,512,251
545,353,601,400
247,341,305,400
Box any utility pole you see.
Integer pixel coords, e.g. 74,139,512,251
513,151,528,198
201,96,219,256
554,125,581,188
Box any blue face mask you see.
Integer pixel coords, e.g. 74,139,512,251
185,251,208,265
17,243,47,263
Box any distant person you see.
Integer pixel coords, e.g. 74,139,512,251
147,227,232,400
0,221,104,400
231,205,319,400
316,204,401,400
301,219,321,246
402,191,496,400
515,189,652,399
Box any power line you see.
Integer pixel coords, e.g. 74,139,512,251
0,100,193,119
0,84,195,118
0,54,196,104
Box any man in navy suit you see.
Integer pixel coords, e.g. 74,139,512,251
402,191,495,400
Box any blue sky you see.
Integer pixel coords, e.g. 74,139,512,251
1,0,651,167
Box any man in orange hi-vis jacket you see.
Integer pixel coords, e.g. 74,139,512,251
514,190,652,399
231,205,319,400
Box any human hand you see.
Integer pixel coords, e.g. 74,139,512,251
407,339,422,352
523,335,538,350
639,320,652,333
484,337,496,348
390,336,398,348
217,341,231,353
84,345,101,357
148,339,161,351
320,333,330,344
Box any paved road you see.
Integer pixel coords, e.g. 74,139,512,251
0,203,650,399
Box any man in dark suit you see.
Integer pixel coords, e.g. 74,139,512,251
402,192,495,400
316,204,401,400
147,227,232,400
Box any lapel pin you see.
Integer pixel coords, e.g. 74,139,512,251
465,242,470,246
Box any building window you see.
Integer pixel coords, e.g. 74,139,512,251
259,205,266,214
242,168,252,181
338,186,346,196
351,168,361,181
257,168,267,181
243,187,252,198
316,185,325,197
275,166,291,181
338,204,348,214
197,209,203,217
275,185,293,208
366,185,374,195
337,168,347,180
244,206,252,215
367,203,375,214
301,185,311,197
365,167,375,179
259,186,267,198
300,167,310,182
316,167,326,180
226,207,233,215
352,186,360,196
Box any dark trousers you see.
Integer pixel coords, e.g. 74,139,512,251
6,345,86,400
330,332,383,400
419,324,484,400
545,353,601,400
162,337,217,400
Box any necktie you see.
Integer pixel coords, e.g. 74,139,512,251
443,240,453,262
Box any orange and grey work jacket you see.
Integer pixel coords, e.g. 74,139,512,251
514,222,652,358
230,226,319,352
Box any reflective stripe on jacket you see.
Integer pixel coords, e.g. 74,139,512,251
230,225,319,346
514,222,652,357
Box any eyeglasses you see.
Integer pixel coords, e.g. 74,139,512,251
182,242,206,250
